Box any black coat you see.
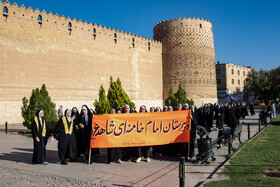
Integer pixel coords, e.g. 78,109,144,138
197,108,206,127
241,106,248,118
71,107,80,133
31,110,50,163
191,109,198,132
54,116,77,160
235,107,242,121
224,107,229,126
206,106,214,128
228,108,239,129
77,105,92,155
215,108,224,129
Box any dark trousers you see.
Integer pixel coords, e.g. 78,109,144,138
107,148,122,163
59,141,70,162
121,147,136,160
190,131,196,158
250,109,255,116
137,147,151,158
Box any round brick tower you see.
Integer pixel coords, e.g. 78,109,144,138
153,17,217,106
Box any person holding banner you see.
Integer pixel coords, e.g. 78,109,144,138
177,104,182,111
121,105,136,161
152,105,165,157
135,105,151,163
90,104,191,162
31,109,50,165
107,109,122,164
168,106,173,111
78,105,93,164
54,109,78,165
155,107,161,112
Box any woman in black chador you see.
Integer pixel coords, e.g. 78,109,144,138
189,105,198,158
249,102,255,116
78,105,93,164
215,105,224,148
241,104,248,119
32,109,50,165
71,107,80,127
228,105,239,136
54,109,77,165
107,109,123,164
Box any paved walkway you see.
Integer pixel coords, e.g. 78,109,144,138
0,110,267,187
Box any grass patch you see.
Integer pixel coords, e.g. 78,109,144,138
205,116,280,187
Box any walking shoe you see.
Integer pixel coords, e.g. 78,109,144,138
115,159,122,164
42,161,48,165
146,158,151,163
135,157,141,163
61,161,67,165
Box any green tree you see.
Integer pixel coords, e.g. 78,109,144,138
107,76,136,110
258,67,280,103
175,84,194,106
94,84,111,114
165,84,194,108
21,84,58,129
244,69,272,103
165,87,177,107
267,67,280,100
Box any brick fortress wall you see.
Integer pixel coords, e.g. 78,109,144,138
0,1,163,124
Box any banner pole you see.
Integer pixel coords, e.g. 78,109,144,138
88,148,91,165
88,122,94,165
187,142,190,159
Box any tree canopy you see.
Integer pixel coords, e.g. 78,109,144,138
244,67,279,103
94,84,111,114
21,84,58,129
106,76,135,111
165,84,194,108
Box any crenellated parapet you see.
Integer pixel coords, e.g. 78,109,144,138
154,17,212,31
0,0,161,50
154,17,214,53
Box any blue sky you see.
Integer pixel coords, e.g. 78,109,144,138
5,0,280,71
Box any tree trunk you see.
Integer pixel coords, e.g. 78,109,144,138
251,91,260,103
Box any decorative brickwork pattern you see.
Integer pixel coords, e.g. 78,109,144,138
153,18,217,105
